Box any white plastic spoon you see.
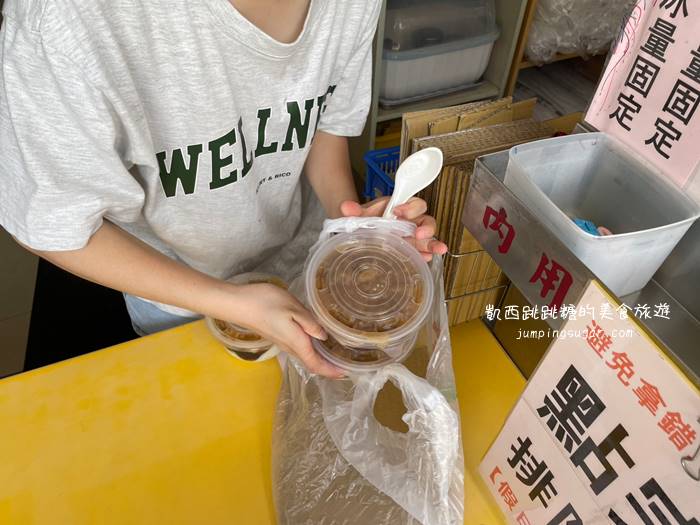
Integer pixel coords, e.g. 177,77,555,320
382,147,443,219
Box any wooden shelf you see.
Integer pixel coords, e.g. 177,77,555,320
520,52,578,69
376,82,500,122
519,50,608,70
504,0,610,96
349,0,531,177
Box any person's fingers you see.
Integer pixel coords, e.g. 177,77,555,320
429,239,448,255
414,215,437,240
393,197,428,220
339,200,363,217
286,323,345,379
292,309,327,341
340,197,389,218
340,196,447,258
360,197,389,217
414,237,447,254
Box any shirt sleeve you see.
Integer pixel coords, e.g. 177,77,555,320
316,0,381,137
0,17,145,251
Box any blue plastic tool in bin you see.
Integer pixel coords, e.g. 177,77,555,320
363,146,400,200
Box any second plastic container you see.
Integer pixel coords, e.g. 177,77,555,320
206,272,287,361
304,228,434,373
504,133,700,296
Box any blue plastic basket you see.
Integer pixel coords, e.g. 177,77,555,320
363,146,400,200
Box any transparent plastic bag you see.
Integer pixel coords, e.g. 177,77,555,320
273,218,464,525
525,0,636,65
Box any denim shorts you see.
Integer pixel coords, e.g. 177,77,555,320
123,293,202,336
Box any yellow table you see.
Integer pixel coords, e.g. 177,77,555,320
0,320,524,524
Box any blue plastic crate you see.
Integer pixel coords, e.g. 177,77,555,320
363,146,400,200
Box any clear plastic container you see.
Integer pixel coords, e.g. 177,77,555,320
206,272,287,361
504,133,700,296
380,0,499,103
304,229,434,373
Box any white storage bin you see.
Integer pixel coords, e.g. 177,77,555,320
380,0,499,104
504,133,700,297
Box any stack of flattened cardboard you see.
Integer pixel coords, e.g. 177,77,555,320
400,97,563,326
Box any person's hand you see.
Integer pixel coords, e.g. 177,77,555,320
340,197,448,261
218,282,344,379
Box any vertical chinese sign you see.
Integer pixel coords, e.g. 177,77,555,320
587,0,699,190
479,281,699,524
482,204,575,311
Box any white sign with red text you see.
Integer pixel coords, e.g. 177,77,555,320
480,281,700,525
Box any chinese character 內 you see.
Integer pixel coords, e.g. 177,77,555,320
634,303,652,319
663,79,700,125
633,379,667,416
658,411,697,452
498,481,518,511
571,423,635,495
483,206,515,254
599,303,614,320
586,319,613,358
645,118,682,159
505,305,520,320
682,46,700,84
507,437,558,508
608,477,700,524
640,17,676,62
541,305,557,320
537,365,606,453
522,305,539,321
653,302,671,320
660,0,689,18
529,253,573,309
625,55,661,97
485,304,502,321
489,466,502,483
579,304,595,319
609,92,642,130
547,504,583,525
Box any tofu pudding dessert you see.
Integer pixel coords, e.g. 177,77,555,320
305,230,434,372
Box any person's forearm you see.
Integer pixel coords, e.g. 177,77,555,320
22,220,234,318
305,131,358,218
20,220,343,377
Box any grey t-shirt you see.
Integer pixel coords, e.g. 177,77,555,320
0,0,379,314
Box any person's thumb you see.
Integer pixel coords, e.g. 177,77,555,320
360,197,389,217
285,323,344,379
339,200,363,217
340,198,389,218
292,309,327,341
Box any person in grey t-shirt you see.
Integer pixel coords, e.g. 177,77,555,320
0,0,447,377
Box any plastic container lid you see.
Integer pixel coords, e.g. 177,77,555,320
304,229,433,370
206,272,287,355
383,0,497,58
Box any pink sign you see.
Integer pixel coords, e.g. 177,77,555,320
587,0,699,189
